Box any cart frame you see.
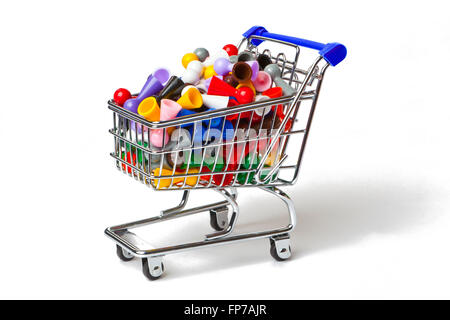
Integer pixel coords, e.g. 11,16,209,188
105,27,346,280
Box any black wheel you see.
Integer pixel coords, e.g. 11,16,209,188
142,258,164,281
116,245,134,262
269,239,292,261
209,211,223,231
209,210,228,231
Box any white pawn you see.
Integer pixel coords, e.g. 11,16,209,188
182,60,203,85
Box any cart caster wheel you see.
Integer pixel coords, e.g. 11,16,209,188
142,257,164,281
269,234,292,261
116,245,134,262
209,206,229,231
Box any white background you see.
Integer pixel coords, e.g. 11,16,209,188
0,0,449,299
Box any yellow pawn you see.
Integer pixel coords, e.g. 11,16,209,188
177,87,203,109
137,97,160,122
152,168,200,189
203,65,217,79
182,53,199,69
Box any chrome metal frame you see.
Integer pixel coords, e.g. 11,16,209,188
105,35,332,279
106,186,295,256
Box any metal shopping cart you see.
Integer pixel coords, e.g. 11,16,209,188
106,26,346,280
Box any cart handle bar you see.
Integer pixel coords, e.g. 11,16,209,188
243,26,347,67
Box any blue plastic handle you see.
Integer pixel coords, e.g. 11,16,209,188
243,26,347,67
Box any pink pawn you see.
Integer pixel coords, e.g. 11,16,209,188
150,129,170,148
253,71,272,92
160,99,182,121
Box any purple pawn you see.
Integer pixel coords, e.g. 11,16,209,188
247,61,259,81
213,58,233,76
123,68,170,113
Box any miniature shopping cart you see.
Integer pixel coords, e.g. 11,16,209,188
106,26,346,280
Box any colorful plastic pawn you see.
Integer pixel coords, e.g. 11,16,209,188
237,51,256,62
223,44,238,57
151,168,174,189
213,57,233,76
181,168,200,186
262,86,283,99
232,61,259,82
262,87,284,118
113,88,131,106
203,65,217,79
182,85,230,110
264,64,296,96
257,53,273,70
246,61,259,81
164,167,201,187
232,62,252,82
235,86,254,105
176,108,197,128
160,99,182,121
177,87,203,109
253,71,272,92
254,95,272,118
124,68,170,113
150,128,170,148
236,80,256,95
208,76,254,105
182,53,199,69
223,74,239,87
137,97,160,122
152,168,199,189
201,94,230,109
193,48,209,62
156,76,185,102
182,60,203,85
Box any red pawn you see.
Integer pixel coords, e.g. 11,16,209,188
114,88,132,106
236,86,254,105
223,44,238,57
